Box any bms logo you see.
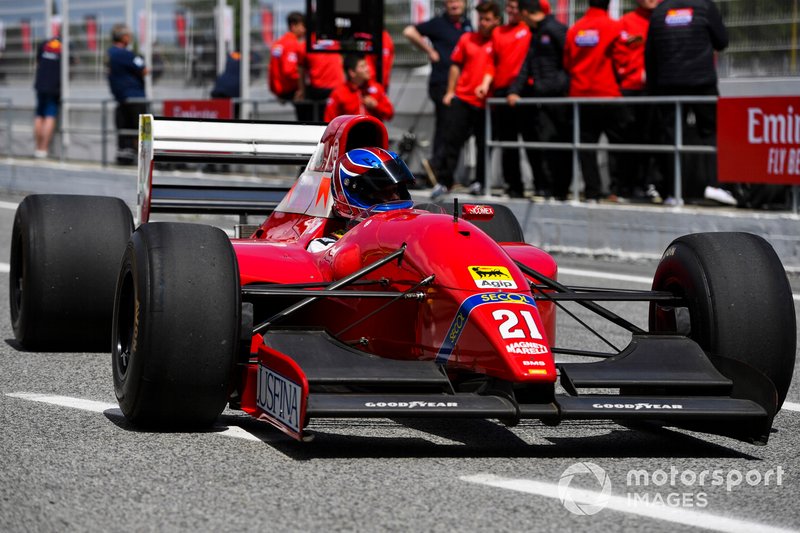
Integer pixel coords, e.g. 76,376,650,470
558,462,612,515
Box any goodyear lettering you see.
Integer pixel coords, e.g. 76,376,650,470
364,401,459,408
592,403,684,410
257,365,301,432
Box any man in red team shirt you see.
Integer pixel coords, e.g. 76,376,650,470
269,12,306,120
614,0,662,202
564,0,632,202
431,1,501,199
366,30,395,91
323,54,394,123
478,0,531,198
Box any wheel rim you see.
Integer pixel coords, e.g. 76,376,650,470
115,271,136,378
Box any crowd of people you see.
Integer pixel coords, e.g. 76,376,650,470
30,1,746,206
404,0,735,206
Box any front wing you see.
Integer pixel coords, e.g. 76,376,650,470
239,329,774,444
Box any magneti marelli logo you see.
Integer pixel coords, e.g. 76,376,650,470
558,462,613,515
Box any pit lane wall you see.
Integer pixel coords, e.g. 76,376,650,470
1,159,798,273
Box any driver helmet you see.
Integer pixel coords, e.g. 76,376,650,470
332,147,416,219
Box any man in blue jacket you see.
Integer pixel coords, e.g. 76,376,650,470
107,24,148,165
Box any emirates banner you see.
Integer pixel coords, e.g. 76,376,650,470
718,96,800,185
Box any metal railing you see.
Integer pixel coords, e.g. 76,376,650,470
485,95,720,206
0,98,13,156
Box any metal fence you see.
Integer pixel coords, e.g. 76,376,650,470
485,95,800,213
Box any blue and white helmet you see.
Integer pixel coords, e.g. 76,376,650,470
332,147,415,219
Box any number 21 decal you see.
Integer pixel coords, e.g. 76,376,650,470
492,308,543,339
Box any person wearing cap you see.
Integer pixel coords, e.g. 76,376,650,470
33,36,61,159
507,0,571,200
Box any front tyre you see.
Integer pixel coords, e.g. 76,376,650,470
649,232,796,410
112,223,240,428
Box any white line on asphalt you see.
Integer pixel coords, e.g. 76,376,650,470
558,266,800,302
5,392,265,442
0,200,19,210
0,262,9,273
558,267,652,285
461,473,795,533
781,401,800,412
6,392,119,413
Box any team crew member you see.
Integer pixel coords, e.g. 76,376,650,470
33,36,61,159
269,12,306,119
508,0,571,201
479,0,531,198
107,23,148,166
403,0,472,172
298,40,344,122
323,54,394,123
613,0,662,202
646,0,733,205
564,0,630,201
431,2,501,199
366,30,395,91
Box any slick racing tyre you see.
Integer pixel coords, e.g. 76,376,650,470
112,222,240,428
649,232,796,410
418,202,525,243
10,194,134,350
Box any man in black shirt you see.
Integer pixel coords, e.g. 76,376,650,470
645,0,734,205
507,0,571,200
403,0,472,173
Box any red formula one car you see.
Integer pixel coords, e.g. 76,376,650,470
9,114,796,445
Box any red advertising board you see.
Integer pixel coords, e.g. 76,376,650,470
162,99,233,120
718,96,800,185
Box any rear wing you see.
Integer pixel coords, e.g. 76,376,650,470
137,115,327,224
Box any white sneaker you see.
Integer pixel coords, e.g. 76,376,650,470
34,150,47,159
663,196,682,207
645,184,663,204
704,186,738,206
468,182,482,195
430,184,449,200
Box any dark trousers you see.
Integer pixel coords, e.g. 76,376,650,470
428,83,450,166
115,101,149,164
491,88,525,195
650,84,718,198
578,104,632,199
296,86,332,122
618,89,654,195
434,98,486,188
519,99,573,199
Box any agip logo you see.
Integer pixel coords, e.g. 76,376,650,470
469,266,517,289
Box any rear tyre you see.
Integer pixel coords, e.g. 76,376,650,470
10,194,134,350
649,232,796,410
112,222,240,428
